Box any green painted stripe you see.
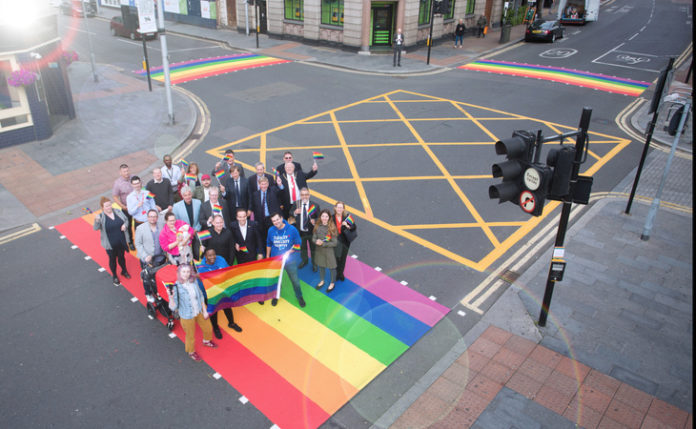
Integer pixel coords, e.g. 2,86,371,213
279,277,409,366
150,57,275,78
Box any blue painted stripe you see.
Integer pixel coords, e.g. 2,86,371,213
299,267,430,346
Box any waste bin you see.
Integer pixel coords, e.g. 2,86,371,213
499,24,512,43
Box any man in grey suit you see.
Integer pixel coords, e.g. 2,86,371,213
134,209,165,302
172,186,202,231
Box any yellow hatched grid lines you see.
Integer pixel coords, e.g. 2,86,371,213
207,90,631,272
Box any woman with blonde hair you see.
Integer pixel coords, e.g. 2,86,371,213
167,264,217,361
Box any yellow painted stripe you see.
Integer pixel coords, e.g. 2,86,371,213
246,298,386,390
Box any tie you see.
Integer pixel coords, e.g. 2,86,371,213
262,192,268,216
290,175,297,203
302,203,308,231
234,180,240,205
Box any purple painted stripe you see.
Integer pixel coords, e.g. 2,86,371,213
345,258,449,327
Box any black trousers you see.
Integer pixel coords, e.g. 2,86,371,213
393,46,402,66
123,210,135,245
298,230,316,267
334,239,350,279
204,295,234,328
106,244,128,278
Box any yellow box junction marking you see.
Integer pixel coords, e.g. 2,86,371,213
207,90,631,272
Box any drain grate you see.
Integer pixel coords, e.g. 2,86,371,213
499,270,520,284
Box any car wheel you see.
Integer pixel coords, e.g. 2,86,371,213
110,27,116,36
130,32,136,40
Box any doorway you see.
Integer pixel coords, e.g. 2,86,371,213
226,0,236,27
371,3,394,46
257,0,268,33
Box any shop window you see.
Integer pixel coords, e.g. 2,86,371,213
418,0,431,25
285,0,304,21
444,0,455,19
321,0,344,26
0,58,32,132
466,0,475,15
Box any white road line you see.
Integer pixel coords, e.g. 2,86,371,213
400,280,408,285
60,235,66,239
239,396,249,404
130,297,139,303
628,33,639,41
168,332,177,338
71,245,78,249
374,266,382,271
428,295,437,301
84,256,92,260
98,267,106,272
116,39,142,47
457,310,466,317
212,372,222,380
49,226,55,230
66,26,96,35
351,254,358,259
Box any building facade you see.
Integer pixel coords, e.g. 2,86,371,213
0,7,75,148
227,0,511,50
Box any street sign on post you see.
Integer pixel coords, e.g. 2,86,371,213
137,0,158,34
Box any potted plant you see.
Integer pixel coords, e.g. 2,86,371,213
7,68,38,88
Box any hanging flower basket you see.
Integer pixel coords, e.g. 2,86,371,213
62,50,79,65
7,69,38,88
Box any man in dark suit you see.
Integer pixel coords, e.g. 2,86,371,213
275,151,318,181
211,149,245,185
222,165,250,216
199,187,232,230
292,188,320,270
248,161,276,196
229,208,264,264
251,176,283,245
278,162,312,219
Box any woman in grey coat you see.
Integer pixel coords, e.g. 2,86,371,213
312,209,338,292
93,196,131,285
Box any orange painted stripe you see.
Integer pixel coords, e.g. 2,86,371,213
221,305,358,414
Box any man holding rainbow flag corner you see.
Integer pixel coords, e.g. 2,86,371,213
266,212,305,308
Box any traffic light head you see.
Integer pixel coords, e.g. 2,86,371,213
546,146,575,199
489,130,535,203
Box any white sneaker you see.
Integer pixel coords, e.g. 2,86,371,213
146,295,156,303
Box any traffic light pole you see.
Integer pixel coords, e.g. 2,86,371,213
538,107,592,327
426,0,436,65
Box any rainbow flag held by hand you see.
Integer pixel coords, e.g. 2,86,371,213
214,170,225,181
239,246,249,253
292,244,301,251
185,173,197,182
212,204,223,215
82,207,92,214
199,256,284,312
307,204,316,216
223,153,232,161
146,192,156,200
179,159,189,168
198,230,212,241
271,167,278,180
345,214,355,226
324,234,331,242
312,152,324,160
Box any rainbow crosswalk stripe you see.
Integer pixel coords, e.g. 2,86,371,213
459,60,650,96
55,212,450,429
136,54,292,85
198,230,211,241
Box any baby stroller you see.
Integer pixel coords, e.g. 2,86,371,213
140,255,175,331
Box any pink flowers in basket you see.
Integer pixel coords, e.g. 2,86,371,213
62,50,79,65
7,69,38,87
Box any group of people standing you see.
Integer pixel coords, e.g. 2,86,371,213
95,150,357,361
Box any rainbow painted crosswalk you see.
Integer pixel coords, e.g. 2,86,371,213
56,211,449,429
460,60,650,96
136,54,291,84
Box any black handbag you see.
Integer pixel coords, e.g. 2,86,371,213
343,227,357,243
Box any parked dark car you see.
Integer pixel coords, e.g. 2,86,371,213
109,16,158,40
60,0,96,17
525,19,564,42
